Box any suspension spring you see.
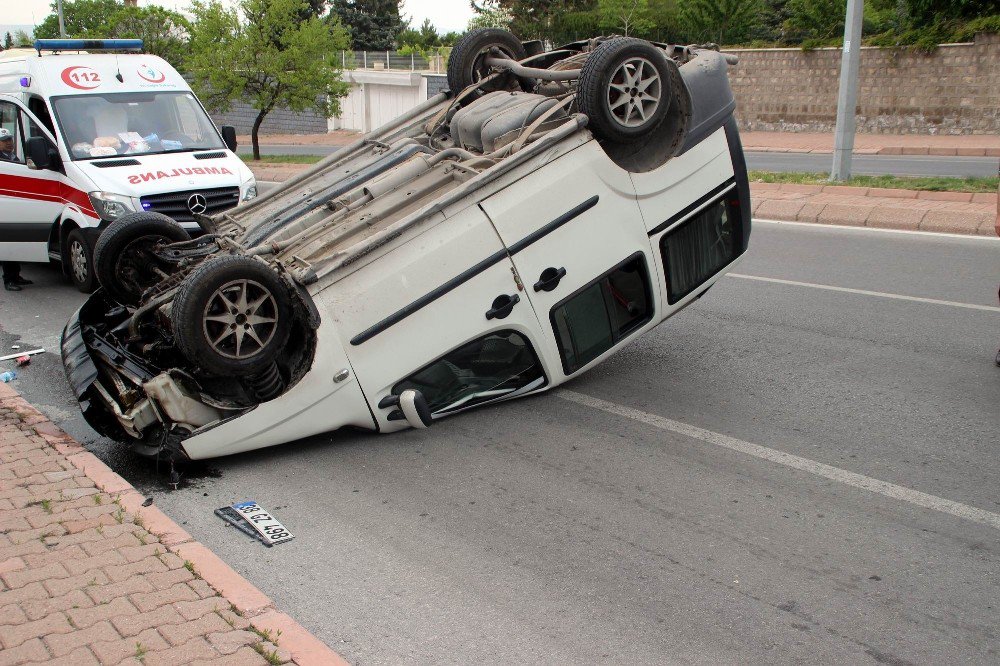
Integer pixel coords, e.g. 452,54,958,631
246,362,284,402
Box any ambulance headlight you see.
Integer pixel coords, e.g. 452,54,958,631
242,185,257,201
89,192,135,221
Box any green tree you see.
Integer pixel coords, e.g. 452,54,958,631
680,0,765,44
469,0,514,30
783,0,845,40
13,31,32,47
34,0,120,38
907,0,996,23
188,0,351,160
3,33,13,50
598,0,655,36
34,0,190,69
330,0,406,49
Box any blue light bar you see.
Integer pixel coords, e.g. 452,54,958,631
34,39,144,53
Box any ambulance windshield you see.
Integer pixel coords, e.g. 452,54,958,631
51,91,226,160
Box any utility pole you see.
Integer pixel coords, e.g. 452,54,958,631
831,0,864,181
56,0,67,37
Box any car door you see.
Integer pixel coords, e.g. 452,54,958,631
334,204,549,430
0,98,61,262
479,140,663,380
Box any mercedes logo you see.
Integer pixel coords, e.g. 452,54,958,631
187,193,208,215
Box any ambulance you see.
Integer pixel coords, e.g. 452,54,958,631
0,39,256,291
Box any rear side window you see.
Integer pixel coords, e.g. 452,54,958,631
551,254,652,374
660,194,741,304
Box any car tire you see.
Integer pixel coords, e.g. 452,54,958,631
447,28,530,98
65,228,97,293
577,38,673,143
171,255,292,377
94,212,191,306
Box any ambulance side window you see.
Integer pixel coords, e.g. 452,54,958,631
28,97,55,136
0,102,26,164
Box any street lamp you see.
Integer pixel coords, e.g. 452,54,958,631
56,0,67,37
831,0,864,181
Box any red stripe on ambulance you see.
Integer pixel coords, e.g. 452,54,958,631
0,173,100,219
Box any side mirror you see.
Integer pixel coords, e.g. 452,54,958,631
398,390,432,429
220,125,237,152
26,136,55,170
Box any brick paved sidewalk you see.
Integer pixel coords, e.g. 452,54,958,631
0,385,344,665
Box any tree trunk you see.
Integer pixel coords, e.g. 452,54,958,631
251,109,268,161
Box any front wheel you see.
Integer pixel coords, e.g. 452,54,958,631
64,228,97,293
171,255,293,377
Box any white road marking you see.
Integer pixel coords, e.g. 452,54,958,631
555,389,1000,531
753,218,1000,242
727,273,1000,313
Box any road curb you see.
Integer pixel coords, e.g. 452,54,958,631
0,381,349,666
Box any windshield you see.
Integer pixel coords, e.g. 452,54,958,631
51,91,225,160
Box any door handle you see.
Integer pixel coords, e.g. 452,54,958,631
485,293,520,320
534,266,567,292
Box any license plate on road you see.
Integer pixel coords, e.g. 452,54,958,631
231,501,294,545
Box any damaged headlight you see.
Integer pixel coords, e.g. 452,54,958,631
242,184,258,201
89,191,135,221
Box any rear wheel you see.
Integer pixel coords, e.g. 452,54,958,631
94,212,191,305
577,38,673,143
171,255,292,377
65,228,97,293
447,28,530,98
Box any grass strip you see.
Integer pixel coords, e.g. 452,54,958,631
749,171,998,194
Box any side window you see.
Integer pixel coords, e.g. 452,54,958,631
660,194,742,304
0,102,25,164
20,111,52,169
28,97,55,136
393,330,546,416
551,254,653,375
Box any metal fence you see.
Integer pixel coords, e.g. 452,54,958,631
338,49,451,73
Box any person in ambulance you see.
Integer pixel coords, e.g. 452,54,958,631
0,39,256,292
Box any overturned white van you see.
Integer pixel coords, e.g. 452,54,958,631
62,31,751,465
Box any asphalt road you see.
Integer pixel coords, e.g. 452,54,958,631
242,144,1000,178
2,222,999,664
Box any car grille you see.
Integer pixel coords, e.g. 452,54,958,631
140,187,240,223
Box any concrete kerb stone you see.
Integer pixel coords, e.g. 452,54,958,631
1,386,349,666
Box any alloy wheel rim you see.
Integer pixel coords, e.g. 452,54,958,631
70,241,88,284
606,57,661,128
202,279,279,360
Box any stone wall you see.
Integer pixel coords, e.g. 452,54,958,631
208,101,329,135
726,33,1000,135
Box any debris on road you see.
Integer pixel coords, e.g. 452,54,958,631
0,347,44,362
0,370,16,383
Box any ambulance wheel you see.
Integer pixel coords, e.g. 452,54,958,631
172,255,292,377
578,38,673,143
94,212,191,306
447,28,530,98
65,228,97,293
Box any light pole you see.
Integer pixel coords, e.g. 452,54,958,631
56,0,67,37
831,0,864,181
